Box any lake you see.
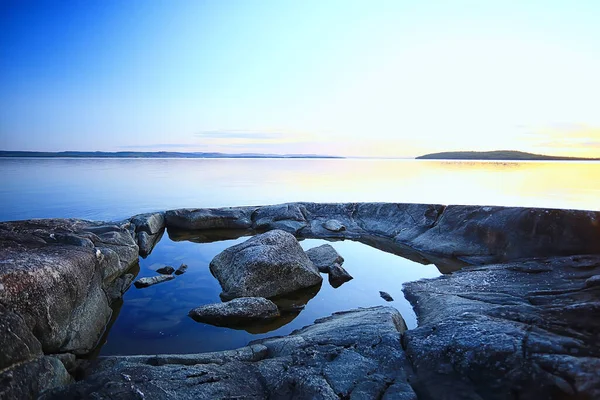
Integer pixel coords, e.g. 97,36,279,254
1,158,599,356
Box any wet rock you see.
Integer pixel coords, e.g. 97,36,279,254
156,265,175,275
130,212,165,235
137,229,164,257
0,356,72,400
210,230,322,299
323,219,345,232
328,263,353,288
41,307,415,400
189,297,280,327
402,255,600,399
174,263,188,275
305,244,344,273
134,275,174,288
252,203,308,234
380,291,394,301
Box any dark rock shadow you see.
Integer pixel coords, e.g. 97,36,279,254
167,227,254,243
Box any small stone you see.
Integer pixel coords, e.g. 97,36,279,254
156,266,175,275
174,263,188,275
379,291,394,302
189,297,280,327
328,263,353,288
323,219,346,232
134,275,175,288
305,244,344,273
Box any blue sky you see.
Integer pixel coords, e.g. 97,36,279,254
1,0,599,157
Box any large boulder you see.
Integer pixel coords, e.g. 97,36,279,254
305,244,344,273
189,297,280,327
210,230,322,299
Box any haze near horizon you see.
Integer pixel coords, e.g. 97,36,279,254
1,0,599,158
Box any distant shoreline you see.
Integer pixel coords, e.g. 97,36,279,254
416,150,600,161
0,151,343,159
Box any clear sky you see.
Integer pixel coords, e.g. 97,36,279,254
1,0,599,157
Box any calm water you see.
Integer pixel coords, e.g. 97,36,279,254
2,158,598,356
1,158,599,222
99,235,439,355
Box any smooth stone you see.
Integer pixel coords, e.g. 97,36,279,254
133,275,175,288
189,297,280,327
379,291,394,302
130,212,165,235
323,219,346,232
156,266,175,275
328,263,353,288
174,263,188,275
209,230,322,299
305,244,344,273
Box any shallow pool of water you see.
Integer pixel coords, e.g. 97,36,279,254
98,231,440,356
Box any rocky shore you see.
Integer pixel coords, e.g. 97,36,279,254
1,202,599,399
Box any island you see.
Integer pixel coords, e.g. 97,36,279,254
416,150,600,161
0,151,343,159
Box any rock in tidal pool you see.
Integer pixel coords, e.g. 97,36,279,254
380,291,394,302
323,219,346,232
189,297,280,327
156,265,174,275
209,230,322,299
134,275,174,288
174,263,188,275
305,244,345,273
328,263,353,288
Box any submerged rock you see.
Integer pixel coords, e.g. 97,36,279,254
189,297,280,327
156,265,175,275
379,291,394,301
174,263,188,275
41,307,414,400
305,243,344,273
328,263,353,288
133,275,174,288
209,230,322,299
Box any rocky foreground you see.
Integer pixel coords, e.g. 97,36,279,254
1,202,599,399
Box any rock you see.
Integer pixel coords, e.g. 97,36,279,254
156,265,175,275
252,203,308,234
189,297,280,327
380,291,394,301
165,207,254,230
137,229,164,257
174,263,188,275
130,212,165,235
328,263,353,288
402,255,600,399
0,356,73,400
305,244,344,273
0,219,137,357
133,275,174,288
41,307,415,400
323,219,345,232
209,230,322,299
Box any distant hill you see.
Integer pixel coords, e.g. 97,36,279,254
416,150,599,161
0,151,343,159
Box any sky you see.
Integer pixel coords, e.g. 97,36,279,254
1,0,599,158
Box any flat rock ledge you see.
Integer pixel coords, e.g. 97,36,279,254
41,306,414,400
189,297,280,327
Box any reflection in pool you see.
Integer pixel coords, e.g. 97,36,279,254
98,231,440,356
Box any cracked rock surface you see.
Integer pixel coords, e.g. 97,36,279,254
40,306,414,400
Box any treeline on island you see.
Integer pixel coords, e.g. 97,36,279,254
416,150,599,161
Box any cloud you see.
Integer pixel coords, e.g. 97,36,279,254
195,130,285,140
119,143,206,149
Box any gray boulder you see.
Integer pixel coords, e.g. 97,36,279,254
134,275,174,288
189,297,280,327
305,244,344,273
156,265,175,275
175,263,188,275
210,230,322,299
130,212,165,235
323,219,345,232
165,207,254,230
380,291,394,302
